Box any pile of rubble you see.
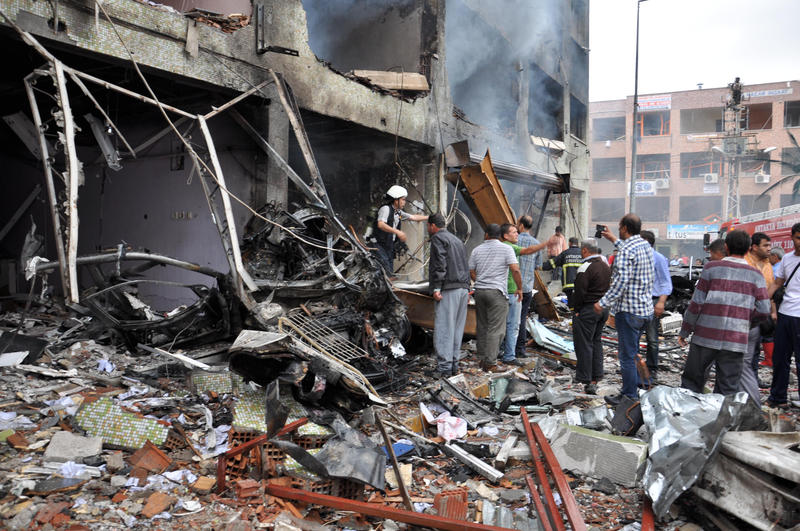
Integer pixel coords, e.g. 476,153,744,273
1,300,799,530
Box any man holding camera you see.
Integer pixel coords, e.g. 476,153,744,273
594,214,654,405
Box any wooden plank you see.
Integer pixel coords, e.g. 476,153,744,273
394,289,477,337
352,70,429,91
445,150,515,231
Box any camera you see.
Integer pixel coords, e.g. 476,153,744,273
594,224,605,238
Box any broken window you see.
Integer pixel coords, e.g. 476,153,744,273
636,153,670,180
739,194,770,216
570,94,587,141
592,116,625,142
592,158,625,181
679,196,722,222
637,197,670,222
637,110,670,137
746,103,772,130
567,38,589,99
529,63,564,140
591,198,625,223
679,107,723,134
680,151,721,178
302,0,427,74
784,100,800,127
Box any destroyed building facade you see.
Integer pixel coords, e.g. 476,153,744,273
0,0,589,311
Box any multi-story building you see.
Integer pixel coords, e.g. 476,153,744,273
589,80,800,259
0,0,589,300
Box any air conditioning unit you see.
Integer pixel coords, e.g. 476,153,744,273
702,173,719,184
655,178,670,189
755,173,771,184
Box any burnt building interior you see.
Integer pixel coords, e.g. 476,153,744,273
0,0,587,360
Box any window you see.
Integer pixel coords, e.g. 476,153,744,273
529,63,564,140
680,108,723,134
741,158,771,177
746,103,772,130
679,196,722,222
570,95,587,141
781,194,800,208
592,158,625,181
592,117,625,142
636,110,670,137
785,101,800,128
592,198,625,222
782,147,800,172
680,152,721,178
636,154,670,180
739,194,770,216
637,197,670,222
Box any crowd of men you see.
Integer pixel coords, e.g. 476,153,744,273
377,185,800,408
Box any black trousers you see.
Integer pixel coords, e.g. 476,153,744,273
681,342,743,396
572,304,608,383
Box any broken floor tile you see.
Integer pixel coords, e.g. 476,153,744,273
128,440,171,474
141,491,176,518
74,397,168,449
43,431,103,463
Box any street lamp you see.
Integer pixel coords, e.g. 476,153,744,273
628,0,648,213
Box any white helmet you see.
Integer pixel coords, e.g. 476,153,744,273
386,185,408,199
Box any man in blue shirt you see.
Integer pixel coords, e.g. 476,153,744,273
641,230,672,384
515,215,542,358
770,247,785,278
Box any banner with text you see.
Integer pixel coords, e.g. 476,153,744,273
667,224,719,240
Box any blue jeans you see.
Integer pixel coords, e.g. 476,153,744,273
502,294,521,361
616,311,649,398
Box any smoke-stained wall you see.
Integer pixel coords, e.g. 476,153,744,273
302,0,425,73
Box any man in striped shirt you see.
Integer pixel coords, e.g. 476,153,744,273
594,213,654,405
678,230,770,396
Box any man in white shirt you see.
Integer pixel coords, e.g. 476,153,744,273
469,223,521,372
767,223,800,408
371,185,428,274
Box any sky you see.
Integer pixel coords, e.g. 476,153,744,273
589,0,800,102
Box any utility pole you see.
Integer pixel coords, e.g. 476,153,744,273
722,77,745,220
628,0,647,212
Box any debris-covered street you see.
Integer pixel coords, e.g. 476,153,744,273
2,274,799,530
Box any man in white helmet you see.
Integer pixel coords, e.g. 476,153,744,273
372,185,428,274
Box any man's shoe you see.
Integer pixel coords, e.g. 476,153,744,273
516,350,531,358
502,358,524,366
604,394,626,406
584,383,598,395
479,361,501,372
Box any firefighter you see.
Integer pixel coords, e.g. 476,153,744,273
543,236,583,309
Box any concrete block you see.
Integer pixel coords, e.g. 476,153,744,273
43,431,103,463
548,424,647,488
